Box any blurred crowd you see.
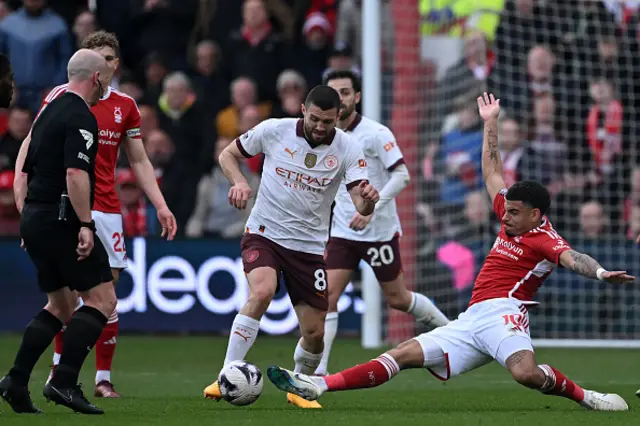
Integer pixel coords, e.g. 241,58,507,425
0,0,372,237
417,0,640,314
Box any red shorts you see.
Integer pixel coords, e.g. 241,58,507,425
325,235,403,282
241,233,328,311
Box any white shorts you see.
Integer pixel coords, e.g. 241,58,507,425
413,298,533,381
92,211,127,269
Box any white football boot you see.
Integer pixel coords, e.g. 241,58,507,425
579,390,628,411
267,366,325,401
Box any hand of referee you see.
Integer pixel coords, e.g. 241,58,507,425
77,227,94,261
228,182,253,210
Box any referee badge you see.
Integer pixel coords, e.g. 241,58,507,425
304,153,317,168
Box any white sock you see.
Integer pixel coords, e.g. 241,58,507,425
96,370,111,384
293,339,323,374
52,352,61,366
315,312,338,375
407,292,449,327
223,314,260,366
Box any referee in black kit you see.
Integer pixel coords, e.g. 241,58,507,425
0,49,115,415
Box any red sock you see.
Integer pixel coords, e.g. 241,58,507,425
95,318,118,373
538,364,585,402
53,329,65,359
323,354,400,391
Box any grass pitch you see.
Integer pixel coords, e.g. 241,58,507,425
0,335,638,425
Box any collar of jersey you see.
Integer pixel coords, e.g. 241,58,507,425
296,118,336,147
100,86,112,101
345,113,362,132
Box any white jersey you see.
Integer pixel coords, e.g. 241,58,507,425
331,114,403,242
237,118,368,255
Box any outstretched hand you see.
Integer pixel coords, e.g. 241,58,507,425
601,270,635,284
477,92,500,121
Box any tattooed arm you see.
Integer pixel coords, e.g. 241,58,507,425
559,250,635,284
477,93,506,202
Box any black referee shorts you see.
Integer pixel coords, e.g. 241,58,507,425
21,204,113,294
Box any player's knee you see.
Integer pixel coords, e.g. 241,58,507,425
299,317,325,345
247,283,276,309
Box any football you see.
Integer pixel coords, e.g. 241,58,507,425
218,360,264,406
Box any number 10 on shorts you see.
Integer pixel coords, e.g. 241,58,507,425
502,314,527,332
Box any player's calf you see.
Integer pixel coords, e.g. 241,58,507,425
294,305,325,374
381,278,449,328
506,350,585,403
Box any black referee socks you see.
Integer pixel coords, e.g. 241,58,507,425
9,309,63,386
50,306,108,389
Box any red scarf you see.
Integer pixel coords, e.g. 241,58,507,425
242,23,272,46
122,199,147,237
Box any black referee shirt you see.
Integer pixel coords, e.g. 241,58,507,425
23,92,99,207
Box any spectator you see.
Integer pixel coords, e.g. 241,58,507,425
0,0,72,113
130,0,198,71
0,106,31,172
586,77,623,177
294,12,333,88
72,9,96,48
237,104,266,175
0,169,18,235
142,52,170,105
270,69,306,119
144,128,173,184
579,200,608,240
322,42,360,80
436,94,484,223
628,201,640,241
118,72,144,103
189,40,228,115
498,117,525,188
156,71,209,235
223,0,288,103
430,31,492,140
334,0,394,66
494,0,562,86
0,0,11,22
186,136,260,239
524,93,566,189
139,104,159,138
116,169,148,237
216,76,271,140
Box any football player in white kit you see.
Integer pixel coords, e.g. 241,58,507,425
265,93,632,411
203,85,379,408
315,70,449,376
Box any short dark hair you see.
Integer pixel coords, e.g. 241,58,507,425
505,181,551,215
305,85,340,111
323,70,362,93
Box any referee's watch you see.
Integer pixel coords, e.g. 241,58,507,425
80,220,96,232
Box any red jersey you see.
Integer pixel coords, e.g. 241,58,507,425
469,188,572,306
39,85,142,213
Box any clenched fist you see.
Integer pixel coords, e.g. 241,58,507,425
228,182,252,210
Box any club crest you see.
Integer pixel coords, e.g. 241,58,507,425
304,153,317,168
